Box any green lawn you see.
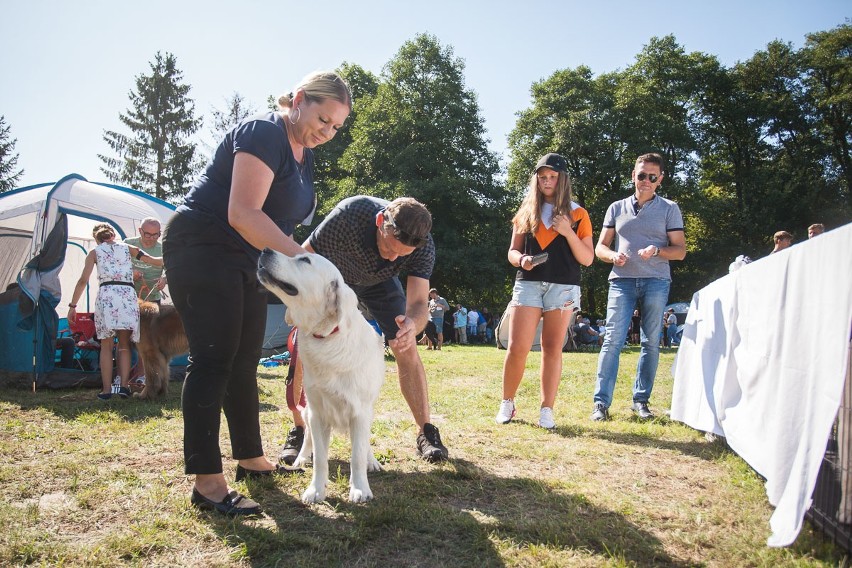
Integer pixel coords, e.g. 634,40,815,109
0,344,842,567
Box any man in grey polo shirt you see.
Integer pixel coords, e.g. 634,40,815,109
591,153,686,421
279,195,449,463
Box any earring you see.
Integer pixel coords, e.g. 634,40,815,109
288,106,302,125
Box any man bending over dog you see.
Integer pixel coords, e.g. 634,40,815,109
280,195,449,463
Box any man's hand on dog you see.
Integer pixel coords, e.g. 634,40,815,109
389,315,416,352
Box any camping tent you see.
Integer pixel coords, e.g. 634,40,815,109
0,174,291,388
0,174,179,388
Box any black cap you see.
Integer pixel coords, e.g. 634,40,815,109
535,153,568,173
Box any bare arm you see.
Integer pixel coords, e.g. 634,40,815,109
595,227,628,266
388,276,430,354
227,152,306,257
507,227,533,270
552,213,594,266
127,245,164,267
67,250,97,323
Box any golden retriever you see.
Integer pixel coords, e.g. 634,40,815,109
257,248,385,503
135,301,188,399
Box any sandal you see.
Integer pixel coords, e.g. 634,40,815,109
190,487,262,517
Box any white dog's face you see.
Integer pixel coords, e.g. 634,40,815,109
257,248,348,336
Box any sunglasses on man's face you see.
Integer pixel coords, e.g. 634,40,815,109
636,173,660,183
384,210,428,248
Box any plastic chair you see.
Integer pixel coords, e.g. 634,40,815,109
59,312,100,371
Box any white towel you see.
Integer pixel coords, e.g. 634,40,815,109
671,222,852,546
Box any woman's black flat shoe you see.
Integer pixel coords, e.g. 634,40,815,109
235,464,297,482
190,487,262,517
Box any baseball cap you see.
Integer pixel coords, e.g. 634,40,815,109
535,153,568,173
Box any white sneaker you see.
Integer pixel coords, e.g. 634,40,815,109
495,399,516,424
539,407,556,429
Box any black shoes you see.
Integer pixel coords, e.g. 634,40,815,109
632,401,654,420
278,426,304,466
190,487,262,517
417,423,449,463
234,464,297,482
591,402,609,421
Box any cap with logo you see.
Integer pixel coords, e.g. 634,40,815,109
535,153,568,174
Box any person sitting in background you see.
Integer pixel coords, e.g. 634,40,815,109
808,224,824,239
771,230,793,253
573,315,602,346
665,308,678,346
482,307,495,343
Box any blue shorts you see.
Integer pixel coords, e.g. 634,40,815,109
510,280,581,312
430,317,444,329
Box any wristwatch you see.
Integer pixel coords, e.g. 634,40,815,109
652,246,660,257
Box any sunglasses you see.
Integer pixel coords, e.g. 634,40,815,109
384,210,428,248
141,230,161,239
636,173,660,183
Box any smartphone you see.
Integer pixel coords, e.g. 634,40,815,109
529,252,549,267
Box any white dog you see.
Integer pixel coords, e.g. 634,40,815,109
257,248,385,503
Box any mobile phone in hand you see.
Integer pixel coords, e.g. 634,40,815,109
530,253,549,267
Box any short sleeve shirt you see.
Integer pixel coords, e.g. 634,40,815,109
123,236,163,300
178,112,315,258
602,194,684,281
308,196,435,287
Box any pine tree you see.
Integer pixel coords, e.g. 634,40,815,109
0,115,24,193
201,92,257,156
98,52,201,202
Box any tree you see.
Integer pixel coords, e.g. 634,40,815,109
202,92,256,156
337,34,512,306
0,115,24,192
99,52,201,202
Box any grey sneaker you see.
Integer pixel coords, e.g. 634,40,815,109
278,426,304,466
417,423,448,463
632,401,654,420
591,402,609,421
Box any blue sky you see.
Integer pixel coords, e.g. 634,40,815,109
1,0,848,187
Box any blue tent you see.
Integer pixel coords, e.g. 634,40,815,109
0,174,177,388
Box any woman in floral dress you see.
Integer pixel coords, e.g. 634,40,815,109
67,223,163,400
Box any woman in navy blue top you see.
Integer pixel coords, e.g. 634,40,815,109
163,71,351,516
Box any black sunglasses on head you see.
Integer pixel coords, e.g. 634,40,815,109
384,210,428,248
636,173,660,183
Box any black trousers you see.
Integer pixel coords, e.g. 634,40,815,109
163,213,268,475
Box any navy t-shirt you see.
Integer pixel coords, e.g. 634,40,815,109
178,112,315,257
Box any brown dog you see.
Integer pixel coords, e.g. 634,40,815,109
136,300,188,399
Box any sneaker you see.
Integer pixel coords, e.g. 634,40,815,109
116,386,131,399
278,426,304,466
416,423,448,463
632,401,654,420
590,402,609,421
538,407,556,429
97,392,112,401
495,399,516,424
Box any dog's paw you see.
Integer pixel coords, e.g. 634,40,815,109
349,485,373,503
301,485,325,504
293,455,313,469
367,455,383,472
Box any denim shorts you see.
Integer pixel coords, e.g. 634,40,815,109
510,280,581,312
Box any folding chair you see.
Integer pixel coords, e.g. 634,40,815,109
61,312,101,371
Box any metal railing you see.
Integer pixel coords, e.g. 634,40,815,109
808,341,852,551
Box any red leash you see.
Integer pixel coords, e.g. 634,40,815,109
285,327,306,413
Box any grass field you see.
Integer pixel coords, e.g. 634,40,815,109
0,344,844,567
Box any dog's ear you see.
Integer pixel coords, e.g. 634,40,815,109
315,279,341,335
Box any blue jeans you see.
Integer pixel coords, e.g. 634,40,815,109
594,278,670,408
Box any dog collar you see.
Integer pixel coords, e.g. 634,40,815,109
312,326,340,339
